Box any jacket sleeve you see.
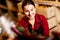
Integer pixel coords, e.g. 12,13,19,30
39,15,49,37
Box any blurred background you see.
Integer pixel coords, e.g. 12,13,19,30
0,0,60,40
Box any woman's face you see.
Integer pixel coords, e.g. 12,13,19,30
23,4,36,20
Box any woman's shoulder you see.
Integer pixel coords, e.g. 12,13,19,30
36,14,47,20
36,14,46,18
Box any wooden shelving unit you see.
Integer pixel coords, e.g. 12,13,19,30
33,0,60,7
37,1,60,7
0,4,7,9
0,0,19,13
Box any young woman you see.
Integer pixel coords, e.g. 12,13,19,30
12,0,50,40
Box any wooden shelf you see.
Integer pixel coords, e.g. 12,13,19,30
0,4,7,9
35,1,60,7
0,4,18,12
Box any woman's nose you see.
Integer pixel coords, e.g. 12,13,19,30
29,11,32,16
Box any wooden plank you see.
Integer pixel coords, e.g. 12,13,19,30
0,4,7,9
35,1,60,7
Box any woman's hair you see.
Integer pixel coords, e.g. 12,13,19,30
22,0,35,11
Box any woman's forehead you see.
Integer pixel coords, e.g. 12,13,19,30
24,4,35,10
